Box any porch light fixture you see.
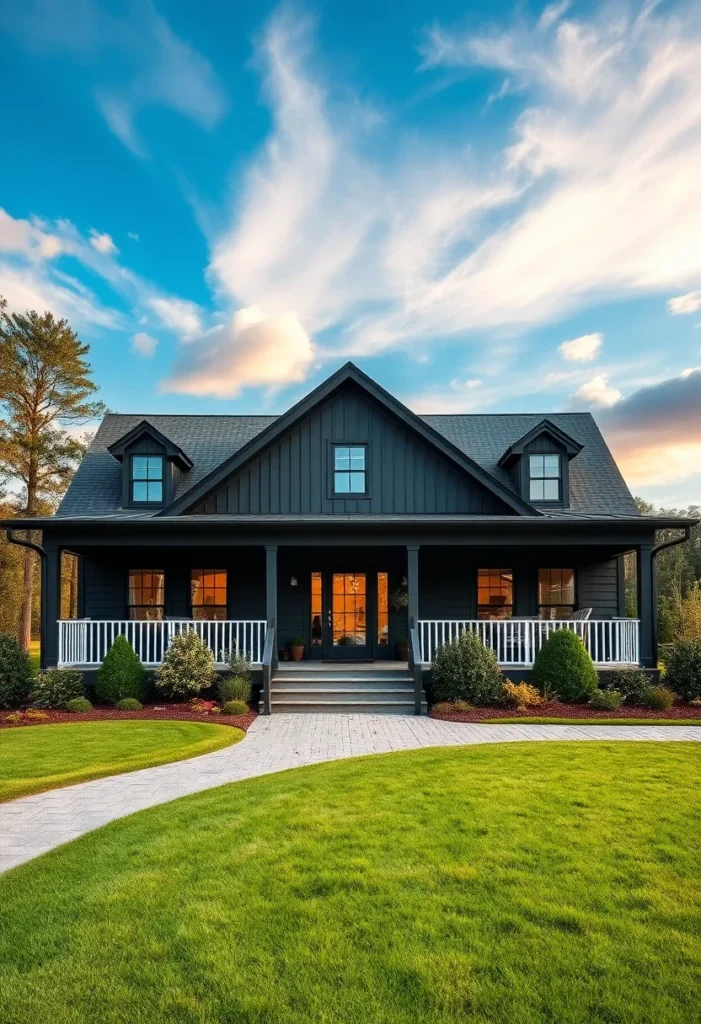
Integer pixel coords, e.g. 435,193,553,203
290,576,298,587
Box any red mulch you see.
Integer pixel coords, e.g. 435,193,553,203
431,701,701,722
0,705,257,730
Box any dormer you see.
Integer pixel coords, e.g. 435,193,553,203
108,420,193,510
498,420,583,508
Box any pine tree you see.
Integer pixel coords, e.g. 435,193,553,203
0,304,104,649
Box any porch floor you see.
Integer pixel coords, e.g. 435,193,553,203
280,660,409,671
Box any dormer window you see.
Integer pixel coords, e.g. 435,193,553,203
333,445,367,495
132,456,164,503
529,455,560,502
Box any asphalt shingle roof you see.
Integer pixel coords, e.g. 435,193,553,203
56,410,638,519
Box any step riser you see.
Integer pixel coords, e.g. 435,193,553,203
273,675,413,684
272,684,415,693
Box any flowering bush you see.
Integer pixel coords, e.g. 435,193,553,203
154,631,214,699
188,698,218,713
589,689,623,710
499,681,543,710
31,668,84,709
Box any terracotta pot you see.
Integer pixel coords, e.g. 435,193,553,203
290,644,304,662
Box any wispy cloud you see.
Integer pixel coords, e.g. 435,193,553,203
668,290,701,315
89,229,118,255
2,0,226,156
559,332,603,361
130,331,159,357
568,373,622,409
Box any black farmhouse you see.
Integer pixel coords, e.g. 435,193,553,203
3,362,696,714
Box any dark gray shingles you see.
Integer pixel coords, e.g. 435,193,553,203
56,410,638,519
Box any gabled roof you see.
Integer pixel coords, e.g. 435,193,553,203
161,362,538,517
55,374,640,520
497,418,584,468
107,419,193,470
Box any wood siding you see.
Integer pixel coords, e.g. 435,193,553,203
191,382,513,516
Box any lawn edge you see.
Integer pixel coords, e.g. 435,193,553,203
0,721,245,803
470,717,701,726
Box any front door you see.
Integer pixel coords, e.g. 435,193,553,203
327,572,370,660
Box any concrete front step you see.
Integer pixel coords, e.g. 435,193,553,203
271,698,426,715
273,674,414,684
272,682,415,693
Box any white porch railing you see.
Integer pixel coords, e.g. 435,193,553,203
418,618,640,667
58,620,267,667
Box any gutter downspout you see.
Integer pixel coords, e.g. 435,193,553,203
5,529,47,665
650,526,693,664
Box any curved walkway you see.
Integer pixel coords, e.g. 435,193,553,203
1,714,699,874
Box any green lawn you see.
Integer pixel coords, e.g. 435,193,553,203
0,721,243,801
1,743,700,1024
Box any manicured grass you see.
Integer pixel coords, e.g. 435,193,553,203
0,721,243,801
478,717,701,725
1,743,700,1023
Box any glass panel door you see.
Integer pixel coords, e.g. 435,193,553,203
329,572,368,658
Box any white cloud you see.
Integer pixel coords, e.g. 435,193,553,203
559,332,602,361
164,305,314,398
668,290,701,315
5,0,226,156
570,374,622,408
130,331,158,358
148,296,204,340
128,232,140,242
0,261,120,328
0,208,63,259
89,229,118,255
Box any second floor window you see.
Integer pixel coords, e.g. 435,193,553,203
132,456,163,503
191,570,228,620
128,570,164,620
333,445,367,494
529,454,560,501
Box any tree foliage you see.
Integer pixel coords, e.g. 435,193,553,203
0,300,104,647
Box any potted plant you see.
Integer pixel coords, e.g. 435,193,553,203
396,636,409,661
289,636,305,661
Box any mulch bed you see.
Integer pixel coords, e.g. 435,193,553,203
430,701,701,722
0,705,257,731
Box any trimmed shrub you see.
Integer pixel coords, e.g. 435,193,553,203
431,630,503,706
0,633,33,709
155,630,214,699
663,639,701,701
227,652,252,684
600,668,649,705
96,635,146,705
531,629,598,702
589,688,623,710
31,668,84,709
221,699,249,716
116,697,143,711
642,685,675,711
217,675,252,705
499,681,543,710
65,696,93,713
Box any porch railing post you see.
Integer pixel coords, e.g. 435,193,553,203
636,544,655,668
406,545,420,633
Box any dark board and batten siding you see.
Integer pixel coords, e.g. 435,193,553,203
192,382,513,516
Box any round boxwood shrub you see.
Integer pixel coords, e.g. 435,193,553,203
221,699,249,716
431,630,503,706
589,688,623,710
115,697,143,711
0,633,33,709
96,635,146,705
663,639,701,701
531,628,598,702
65,696,93,713
155,630,214,700
600,668,649,705
641,685,675,711
217,675,252,705
31,667,84,709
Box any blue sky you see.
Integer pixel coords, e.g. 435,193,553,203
1,0,700,506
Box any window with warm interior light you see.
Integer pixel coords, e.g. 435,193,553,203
477,569,514,619
191,570,227,620
128,570,165,620
538,568,575,618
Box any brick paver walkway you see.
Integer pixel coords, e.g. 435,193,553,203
1,714,699,874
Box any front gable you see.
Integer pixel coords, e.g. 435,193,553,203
168,365,535,517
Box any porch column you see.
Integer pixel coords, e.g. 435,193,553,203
636,544,654,669
265,544,278,665
42,543,61,669
407,545,420,629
